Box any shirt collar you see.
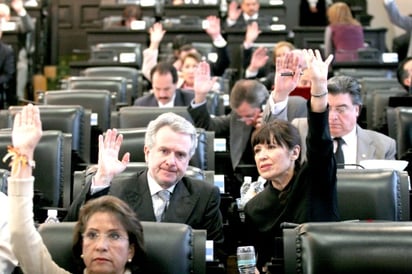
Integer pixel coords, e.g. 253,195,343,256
147,172,176,196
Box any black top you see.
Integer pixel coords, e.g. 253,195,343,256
244,101,339,269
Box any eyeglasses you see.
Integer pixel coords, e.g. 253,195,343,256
82,231,129,243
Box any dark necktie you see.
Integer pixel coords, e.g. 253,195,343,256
155,190,170,222
334,137,345,169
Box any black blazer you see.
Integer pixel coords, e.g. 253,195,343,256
66,170,224,243
133,89,194,106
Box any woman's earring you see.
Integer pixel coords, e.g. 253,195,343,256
80,254,84,259
128,258,132,262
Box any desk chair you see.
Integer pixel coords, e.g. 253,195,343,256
38,221,206,274
0,130,72,220
82,66,142,103
386,106,412,159
337,169,409,221
116,106,194,128
63,76,128,108
283,222,412,274
90,42,142,69
8,105,92,166
369,88,407,132
44,89,112,132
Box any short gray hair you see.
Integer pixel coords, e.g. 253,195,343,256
327,75,363,106
145,112,198,157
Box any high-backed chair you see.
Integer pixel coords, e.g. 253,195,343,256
0,109,10,129
116,106,194,128
62,76,128,107
366,87,406,130
44,89,112,132
82,66,142,103
90,42,142,69
8,105,91,166
387,106,412,159
337,169,410,221
283,222,412,274
113,127,214,170
38,221,206,274
0,130,72,220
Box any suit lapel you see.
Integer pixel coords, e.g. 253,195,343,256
230,117,253,169
163,179,198,223
356,126,376,162
110,171,157,221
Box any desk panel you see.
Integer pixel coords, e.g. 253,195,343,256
293,27,388,53
87,29,149,47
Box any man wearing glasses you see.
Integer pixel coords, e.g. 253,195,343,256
292,75,396,166
188,61,307,197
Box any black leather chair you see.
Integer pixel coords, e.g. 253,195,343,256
90,42,142,69
336,169,410,221
62,76,128,107
115,106,194,128
44,89,112,132
82,66,142,103
8,105,91,166
113,127,214,171
387,106,412,159
283,221,412,274
0,130,72,220
38,221,206,274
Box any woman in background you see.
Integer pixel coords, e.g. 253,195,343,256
324,2,364,62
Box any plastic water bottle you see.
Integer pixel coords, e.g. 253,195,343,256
45,209,59,223
237,245,256,274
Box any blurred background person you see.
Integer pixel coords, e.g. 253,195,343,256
383,0,412,58
0,0,34,102
299,0,331,26
324,1,365,62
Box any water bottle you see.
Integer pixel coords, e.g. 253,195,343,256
45,209,59,223
237,245,256,274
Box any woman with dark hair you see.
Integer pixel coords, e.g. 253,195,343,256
7,104,147,274
243,49,339,272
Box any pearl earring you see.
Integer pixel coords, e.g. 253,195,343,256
128,258,132,262
80,254,84,258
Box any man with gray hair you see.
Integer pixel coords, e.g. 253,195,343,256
188,60,307,196
292,75,396,166
66,112,223,243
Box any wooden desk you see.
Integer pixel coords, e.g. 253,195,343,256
99,4,156,18
86,28,213,48
163,4,220,17
86,29,149,47
293,27,388,53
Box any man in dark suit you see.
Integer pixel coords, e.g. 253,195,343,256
224,0,264,29
188,61,307,197
134,61,194,106
66,112,223,243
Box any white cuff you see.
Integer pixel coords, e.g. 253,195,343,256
90,176,110,195
212,34,227,48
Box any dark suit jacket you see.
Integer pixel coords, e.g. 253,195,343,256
66,170,224,243
0,42,16,107
133,89,194,106
188,96,307,170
